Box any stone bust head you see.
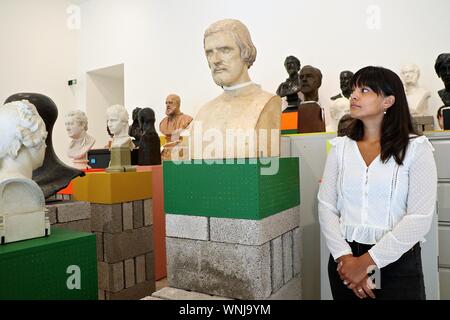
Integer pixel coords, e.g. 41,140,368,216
165,94,181,117
65,110,88,140
401,63,420,87
204,19,256,87
340,70,354,98
0,100,47,180
107,105,129,137
300,65,323,102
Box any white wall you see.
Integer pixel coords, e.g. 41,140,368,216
76,0,450,138
0,0,80,165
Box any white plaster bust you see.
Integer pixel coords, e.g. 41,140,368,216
191,19,281,160
106,105,134,150
400,63,431,116
0,100,50,244
328,97,350,132
65,110,96,169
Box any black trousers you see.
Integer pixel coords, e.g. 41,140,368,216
328,241,426,300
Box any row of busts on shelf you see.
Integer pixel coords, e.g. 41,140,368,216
276,53,450,132
65,94,193,170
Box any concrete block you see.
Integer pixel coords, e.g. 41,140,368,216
46,205,57,225
106,280,155,300
122,202,134,231
145,252,155,282
133,200,144,229
54,201,90,223
167,237,271,300
124,259,136,288
152,287,232,300
136,255,146,284
144,199,153,226
95,232,104,261
292,227,301,276
271,236,283,292
53,219,91,233
91,204,123,233
98,261,124,293
104,226,153,263
283,231,293,284
165,214,209,240
210,206,300,245
267,275,301,300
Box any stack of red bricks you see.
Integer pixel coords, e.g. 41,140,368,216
92,200,155,300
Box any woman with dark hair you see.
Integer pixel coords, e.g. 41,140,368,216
318,66,437,300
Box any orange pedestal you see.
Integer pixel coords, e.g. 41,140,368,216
136,165,166,280
281,111,298,130
57,168,105,195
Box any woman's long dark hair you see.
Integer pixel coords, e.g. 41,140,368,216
347,66,417,165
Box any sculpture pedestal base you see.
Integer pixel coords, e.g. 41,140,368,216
106,147,136,173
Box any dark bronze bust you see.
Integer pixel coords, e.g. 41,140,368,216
331,70,354,100
435,53,450,106
129,107,143,143
137,108,161,165
276,55,301,111
299,65,322,102
4,93,84,199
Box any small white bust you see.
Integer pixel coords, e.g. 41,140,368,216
106,105,134,150
328,97,350,132
0,100,50,244
400,63,431,116
65,110,96,170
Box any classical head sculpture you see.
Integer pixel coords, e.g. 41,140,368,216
65,110,88,140
65,110,95,169
340,70,354,98
401,63,420,87
165,94,181,117
4,93,84,198
284,56,301,78
300,65,323,102
0,100,47,180
204,19,256,87
107,105,129,137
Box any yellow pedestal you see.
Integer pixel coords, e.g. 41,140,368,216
72,171,152,204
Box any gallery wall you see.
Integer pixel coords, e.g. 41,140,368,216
75,0,450,140
0,0,79,165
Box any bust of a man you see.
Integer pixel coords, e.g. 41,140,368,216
329,71,354,131
0,100,50,244
159,94,192,160
65,110,96,169
138,108,161,165
435,53,450,106
191,19,281,159
300,65,322,102
276,55,301,110
107,105,134,150
400,63,431,116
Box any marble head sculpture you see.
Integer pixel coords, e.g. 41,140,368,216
276,55,301,109
4,93,84,199
329,71,354,131
160,94,192,161
435,53,450,106
106,104,135,172
138,108,161,165
65,110,96,170
400,63,431,116
191,19,281,159
0,100,50,244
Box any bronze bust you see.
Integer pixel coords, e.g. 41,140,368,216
435,53,450,106
276,55,301,110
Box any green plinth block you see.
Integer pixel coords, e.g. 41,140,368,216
164,157,300,220
0,228,98,300
281,129,298,135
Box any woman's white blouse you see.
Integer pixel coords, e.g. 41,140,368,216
318,135,437,268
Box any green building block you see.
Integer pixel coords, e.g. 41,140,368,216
0,228,98,300
164,157,300,220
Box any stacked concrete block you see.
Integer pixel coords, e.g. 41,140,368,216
93,200,156,300
46,200,91,232
165,207,302,300
413,115,434,134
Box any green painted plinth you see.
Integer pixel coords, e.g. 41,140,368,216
164,157,300,220
281,129,298,135
0,228,98,300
